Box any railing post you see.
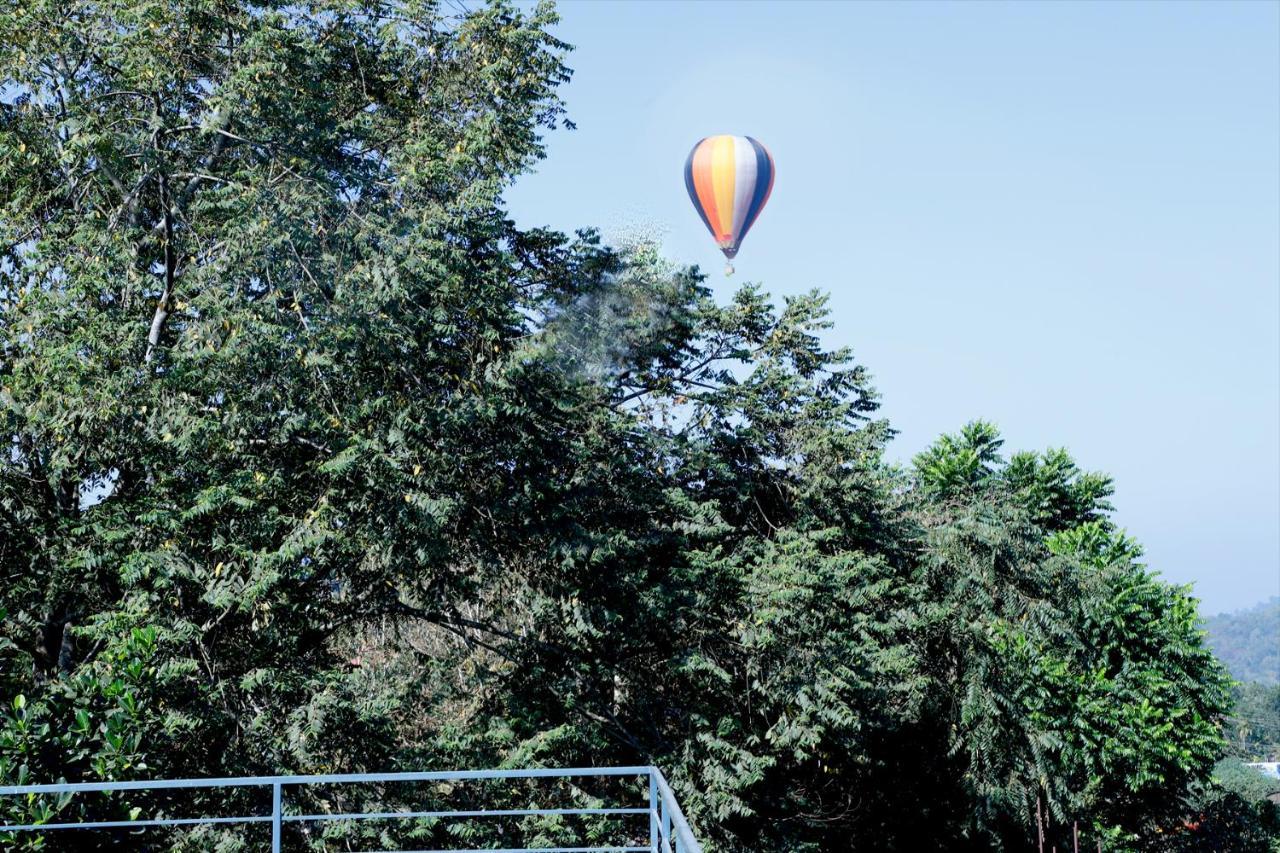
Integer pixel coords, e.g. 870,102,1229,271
649,768,659,853
271,782,282,853
662,792,672,852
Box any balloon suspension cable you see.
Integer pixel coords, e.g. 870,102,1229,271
724,261,735,277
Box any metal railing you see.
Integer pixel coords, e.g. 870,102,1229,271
0,765,703,852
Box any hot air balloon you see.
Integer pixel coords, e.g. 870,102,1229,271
684,135,775,275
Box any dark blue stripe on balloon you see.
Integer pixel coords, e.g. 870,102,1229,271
684,140,716,238
741,137,774,240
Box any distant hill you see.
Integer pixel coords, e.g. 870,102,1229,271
1206,597,1280,685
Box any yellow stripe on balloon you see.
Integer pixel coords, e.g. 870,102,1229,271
711,136,737,239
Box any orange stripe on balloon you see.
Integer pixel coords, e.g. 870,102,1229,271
691,141,722,240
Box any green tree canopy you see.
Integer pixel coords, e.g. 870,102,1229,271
0,1,1255,851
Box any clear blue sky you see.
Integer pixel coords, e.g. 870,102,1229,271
503,0,1280,615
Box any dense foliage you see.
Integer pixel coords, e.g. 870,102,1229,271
1207,598,1280,686
1155,759,1280,853
0,1,1264,850
1228,682,1280,763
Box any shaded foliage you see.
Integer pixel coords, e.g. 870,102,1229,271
1227,682,1280,763
0,1,1256,851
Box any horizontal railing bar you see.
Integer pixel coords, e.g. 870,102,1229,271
287,807,648,822
0,766,652,797
0,806,651,833
0,814,273,832
366,848,650,853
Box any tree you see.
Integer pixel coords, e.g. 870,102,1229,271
911,424,1234,851
0,0,586,843
0,1,1252,851
1156,759,1280,853
1226,682,1280,763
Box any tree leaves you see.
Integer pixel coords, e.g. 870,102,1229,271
0,2,1251,851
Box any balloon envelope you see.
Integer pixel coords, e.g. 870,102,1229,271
683,135,775,260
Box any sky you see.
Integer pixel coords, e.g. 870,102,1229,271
502,0,1280,616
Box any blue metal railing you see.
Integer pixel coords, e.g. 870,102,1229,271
0,765,703,852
